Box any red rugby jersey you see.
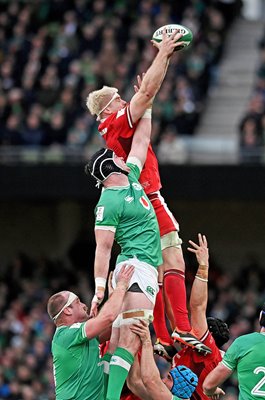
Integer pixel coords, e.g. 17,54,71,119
172,331,223,400
98,105,161,195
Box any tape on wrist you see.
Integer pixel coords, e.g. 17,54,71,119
95,277,106,292
195,275,208,283
92,294,103,305
142,108,152,119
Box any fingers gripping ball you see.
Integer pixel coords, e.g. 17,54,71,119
169,365,198,399
152,24,193,51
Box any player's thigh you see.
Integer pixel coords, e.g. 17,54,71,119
162,244,185,272
148,191,179,236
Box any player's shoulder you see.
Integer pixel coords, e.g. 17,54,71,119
235,331,264,346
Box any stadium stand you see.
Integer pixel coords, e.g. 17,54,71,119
0,0,242,164
0,246,264,399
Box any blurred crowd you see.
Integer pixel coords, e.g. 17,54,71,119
238,25,265,163
0,0,242,160
0,243,264,400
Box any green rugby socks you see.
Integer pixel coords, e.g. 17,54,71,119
102,352,112,398
106,347,134,400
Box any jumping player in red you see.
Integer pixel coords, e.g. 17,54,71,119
86,29,210,359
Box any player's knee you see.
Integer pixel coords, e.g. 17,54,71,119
118,309,153,352
161,231,182,251
162,244,185,272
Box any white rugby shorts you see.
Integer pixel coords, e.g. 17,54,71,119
112,257,158,304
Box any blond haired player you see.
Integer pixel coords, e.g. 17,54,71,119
86,29,210,359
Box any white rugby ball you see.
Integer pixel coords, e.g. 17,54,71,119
152,24,193,51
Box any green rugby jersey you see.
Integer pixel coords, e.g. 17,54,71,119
95,161,162,269
52,322,104,400
222,332,265,399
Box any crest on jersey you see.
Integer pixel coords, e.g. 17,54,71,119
116,108,126,119
132,182,142,191
125,196,134,203
139,196,150,210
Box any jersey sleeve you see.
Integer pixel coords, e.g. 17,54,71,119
95,198,122,232
64,322,90,347
221,339,239,371
127,161,141,181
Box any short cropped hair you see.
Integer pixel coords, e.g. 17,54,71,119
86,86,118,116
47,291,67,320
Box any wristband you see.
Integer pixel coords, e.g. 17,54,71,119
95,277,106,292
92,294,103,305
195,275,208,282
142,108,152,119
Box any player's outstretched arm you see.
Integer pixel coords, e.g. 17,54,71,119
188,233,209,337
127,357,150,400
128,116,151,168
131,321,180,400
203,363,229,398
85,264,134,339
129,29,184,123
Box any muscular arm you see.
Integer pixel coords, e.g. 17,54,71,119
94,229,114,281
130,30,183,123
85,283,127,339
203,363,232,397
189,234,209,337
127,357,151,400
85,264,134,339
89,228,115,317
128,117,151,167
130,322,174,400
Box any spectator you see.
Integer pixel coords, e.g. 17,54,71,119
0,0,240,156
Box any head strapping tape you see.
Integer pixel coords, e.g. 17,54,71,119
169,365,198,399
96,91,119,121
52,292,77,321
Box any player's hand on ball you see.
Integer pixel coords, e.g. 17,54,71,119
151,28,184,57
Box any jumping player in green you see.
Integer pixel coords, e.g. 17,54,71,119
85,117,162,400
47,265,134,400
203,303,265,399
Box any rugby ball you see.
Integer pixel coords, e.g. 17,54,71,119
152,24,193,51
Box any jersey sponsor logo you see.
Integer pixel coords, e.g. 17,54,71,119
132,182,142,191
125,195,134,203
117,108,126,119
146,285,155,297
139,196,150,210
96,206,104,221
101,128,107,135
